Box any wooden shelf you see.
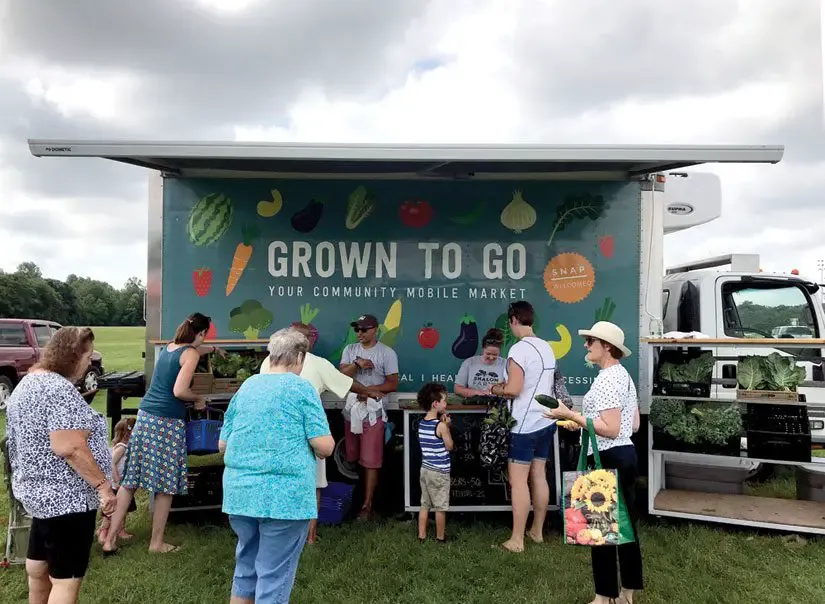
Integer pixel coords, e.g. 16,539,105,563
652,449,822,468
652,395,816,406
654,490,825,530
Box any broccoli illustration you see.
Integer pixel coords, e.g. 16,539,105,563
228,299,273,340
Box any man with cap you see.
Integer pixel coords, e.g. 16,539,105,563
339,313,400,519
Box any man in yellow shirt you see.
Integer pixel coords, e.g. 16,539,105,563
259,325,381,543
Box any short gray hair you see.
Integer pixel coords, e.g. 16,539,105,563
267,328,309,368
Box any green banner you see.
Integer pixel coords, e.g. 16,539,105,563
162,178,641,395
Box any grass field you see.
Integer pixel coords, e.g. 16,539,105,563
2,327,825,603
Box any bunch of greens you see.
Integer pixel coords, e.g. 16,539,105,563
658,352,715,384
211,352,261,381
737,353,806,392
482,404,517,430
650,398,742,446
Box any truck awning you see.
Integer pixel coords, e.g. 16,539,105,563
27,140,784,179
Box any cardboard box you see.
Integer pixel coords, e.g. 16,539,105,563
213,377,241,394
191,373,214,394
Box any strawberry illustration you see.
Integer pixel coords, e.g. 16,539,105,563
598,235,615,259
193,267,213,297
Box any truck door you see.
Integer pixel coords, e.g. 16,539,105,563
31,323,55,358
0,322,37,375
715,276,825,441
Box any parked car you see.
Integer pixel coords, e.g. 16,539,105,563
0,319,105,410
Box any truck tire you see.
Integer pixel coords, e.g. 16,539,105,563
80,367,101,404
0,375,13,411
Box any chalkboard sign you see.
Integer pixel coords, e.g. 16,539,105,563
403,409,561,511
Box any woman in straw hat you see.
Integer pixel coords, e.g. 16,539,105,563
546,321,643,604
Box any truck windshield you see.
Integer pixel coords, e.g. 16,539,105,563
722,281,820,356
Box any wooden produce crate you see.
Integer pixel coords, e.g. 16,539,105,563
190,356,214,394
213,377,241,394
737,389,799,402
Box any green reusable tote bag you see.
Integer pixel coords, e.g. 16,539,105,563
561,419,636,546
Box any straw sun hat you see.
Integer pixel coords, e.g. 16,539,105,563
578,321,632,358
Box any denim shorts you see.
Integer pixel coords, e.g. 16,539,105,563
509,424,556,465
229,515,311,603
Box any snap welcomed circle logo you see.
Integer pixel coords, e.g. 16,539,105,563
543,252,595,304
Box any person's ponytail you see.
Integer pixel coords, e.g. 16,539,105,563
173,313,211,344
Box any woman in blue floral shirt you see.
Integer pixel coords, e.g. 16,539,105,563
220,328,334,604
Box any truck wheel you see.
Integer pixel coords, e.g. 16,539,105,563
0,375,13,411
81,367,101,404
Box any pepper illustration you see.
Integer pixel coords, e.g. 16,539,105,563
598,235,615,258
291,199,324,233
547,324,572,360
257,189,283,218
451,314,478,359
449,202,486,226
418,323,439,349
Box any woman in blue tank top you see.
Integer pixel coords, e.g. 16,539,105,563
103,313,222,554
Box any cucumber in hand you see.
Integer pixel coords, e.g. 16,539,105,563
535,394,559,409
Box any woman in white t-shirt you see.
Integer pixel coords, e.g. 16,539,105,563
547,321,643,604
489,301,556,553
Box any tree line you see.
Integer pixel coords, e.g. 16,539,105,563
0,262,145,327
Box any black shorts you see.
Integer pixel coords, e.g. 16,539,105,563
27,510,98,579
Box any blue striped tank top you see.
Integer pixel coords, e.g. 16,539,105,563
418,418,450,473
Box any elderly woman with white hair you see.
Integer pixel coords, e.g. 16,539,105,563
219,328,334,604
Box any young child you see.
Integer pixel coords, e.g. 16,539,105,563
98,417,137,544
416,382,454,542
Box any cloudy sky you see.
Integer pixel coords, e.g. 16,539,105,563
1,0,823,288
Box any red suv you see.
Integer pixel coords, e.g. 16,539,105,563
0,319,105,410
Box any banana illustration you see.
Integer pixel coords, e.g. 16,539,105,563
547,323,572,359
383,299,403,331
257,189,283,218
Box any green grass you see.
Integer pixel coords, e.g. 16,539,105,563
2,327,825,603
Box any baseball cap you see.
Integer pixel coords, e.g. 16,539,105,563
350,314,379,329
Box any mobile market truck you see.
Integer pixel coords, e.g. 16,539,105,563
27,140,825,533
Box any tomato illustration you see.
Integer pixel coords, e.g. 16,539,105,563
399,200,434,228
193,267,213,297
206,321,217,340
418,323,440,349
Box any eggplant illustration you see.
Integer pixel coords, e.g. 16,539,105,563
451,314,479,360
291,199,324,233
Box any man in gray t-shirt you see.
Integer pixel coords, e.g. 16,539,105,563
339,314,399,518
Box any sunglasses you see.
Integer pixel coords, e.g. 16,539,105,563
585,337,598,346
354,327,374,333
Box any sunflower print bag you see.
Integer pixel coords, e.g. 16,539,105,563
562,419,635,546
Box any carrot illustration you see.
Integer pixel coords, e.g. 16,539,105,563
225,226,259,296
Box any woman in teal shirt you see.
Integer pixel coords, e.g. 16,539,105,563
220,328,334,604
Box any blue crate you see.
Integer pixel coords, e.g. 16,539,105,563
318,482,354,525
186,407,223,455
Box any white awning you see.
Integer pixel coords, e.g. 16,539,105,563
28,140,784,179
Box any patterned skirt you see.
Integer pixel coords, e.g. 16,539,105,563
121,410,188,495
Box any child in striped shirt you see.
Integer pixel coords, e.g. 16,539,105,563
417,382,454,542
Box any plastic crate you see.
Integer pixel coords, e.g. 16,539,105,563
186,407,223,455
318,482,354,526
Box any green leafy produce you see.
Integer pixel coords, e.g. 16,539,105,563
651,398,742,447
482,405,517,430
594,297,616,323
690,404,743,446
535,394,559,409
211,351,260,379
228,300,273,340
737,353,805,392
345,186,376,230
658,352,715,384
546,193,610,248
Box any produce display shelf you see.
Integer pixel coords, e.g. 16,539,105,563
646,338,825,534
651,450,824,468
652,395,816,407
652,490,825,534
